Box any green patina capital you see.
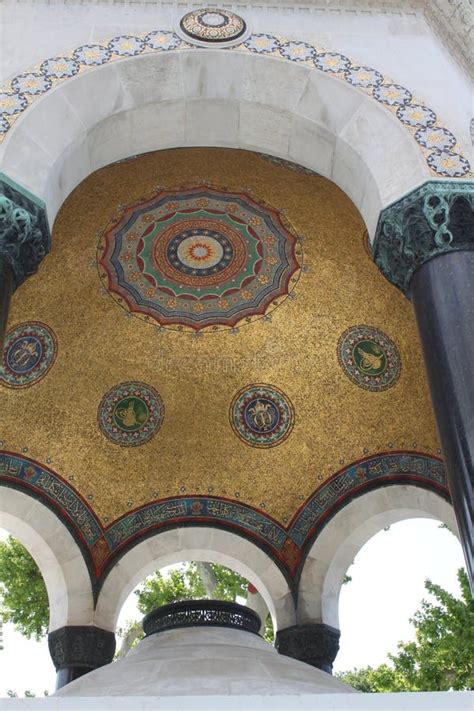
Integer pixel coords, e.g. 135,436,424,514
372,181,474,295
0,173,50,289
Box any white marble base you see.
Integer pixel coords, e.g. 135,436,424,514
1,691,472,710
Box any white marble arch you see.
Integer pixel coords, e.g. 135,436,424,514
0,486,94,632
0,48,430,241
297,485,458,630
95,526,296,633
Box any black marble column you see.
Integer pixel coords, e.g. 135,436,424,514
373,181,474,589
275,623,340,674
0,260,14,347
411,251,474,585
48,626,116,690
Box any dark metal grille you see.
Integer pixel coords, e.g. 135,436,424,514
142,599,261,637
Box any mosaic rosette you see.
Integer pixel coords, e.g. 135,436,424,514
427,150,470,178
0,92,28,116
0,322,57,389
244,34,280,54
337,325,401,392
396,104,436,128
230,384,294,448
373,83,412,106
180,9,246,43
11,73,52,96
314,52,350,73
415,126,456,151
145,31,182,51
344,66,383,88
280,41,315,62
98,185,302,333
73,45,112,66
108,36,145,56
98,381,164,447
40,56,80,79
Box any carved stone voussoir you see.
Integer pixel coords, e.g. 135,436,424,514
275,623,340,674
372,181,474,296
48,626,116,671
0,174,50,289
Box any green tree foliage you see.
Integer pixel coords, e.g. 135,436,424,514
0,536,49,640
338,568,474,692
135,562,248,615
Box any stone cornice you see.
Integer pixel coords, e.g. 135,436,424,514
3,0,472,76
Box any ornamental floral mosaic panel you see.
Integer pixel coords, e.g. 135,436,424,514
0,450,448,584
97,185,302,333
337,325,401,392
98,381,165,447
0,27,471,178
179,9,246,43
0,322,57,389
230,384,295,448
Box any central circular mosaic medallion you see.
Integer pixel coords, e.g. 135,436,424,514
230,384,294,448
179,8,246,43
0,322,57,389
337,325,401,392
98,185,302,333
98,381,164,447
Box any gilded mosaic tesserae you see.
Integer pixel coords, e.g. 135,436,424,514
1,148,440,530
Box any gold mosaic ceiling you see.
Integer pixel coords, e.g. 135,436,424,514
1,148,440,525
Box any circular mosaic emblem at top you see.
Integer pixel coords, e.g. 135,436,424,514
98,185,302,333
230,384,294,448
337,325,401,392
98,381,164,447
180,8,246,43
0,322,57,389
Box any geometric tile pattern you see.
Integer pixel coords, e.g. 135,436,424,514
0,29,471,178
97,185,302,333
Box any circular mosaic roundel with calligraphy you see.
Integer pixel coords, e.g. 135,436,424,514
337,325,401,392
0,322,57,389
180,8,246,43
230,384,294,448
98,185,302,333
98,381,165,447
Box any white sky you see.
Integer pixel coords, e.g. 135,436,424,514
0,518,466,696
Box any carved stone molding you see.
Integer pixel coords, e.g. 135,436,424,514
0,174,50,289
48,626,116,671
372,181,474,295
275,622,340,674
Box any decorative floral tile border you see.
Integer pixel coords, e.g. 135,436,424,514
0,30,471,178
0,449,448,591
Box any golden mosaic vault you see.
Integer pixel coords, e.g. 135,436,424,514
1,148,440,525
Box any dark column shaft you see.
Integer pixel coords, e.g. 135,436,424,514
411,251,474,586
0,260,14,347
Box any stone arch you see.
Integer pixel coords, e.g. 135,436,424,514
0,48,433,241
0,486,94,632
297,485,457,629
95,526,296,633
